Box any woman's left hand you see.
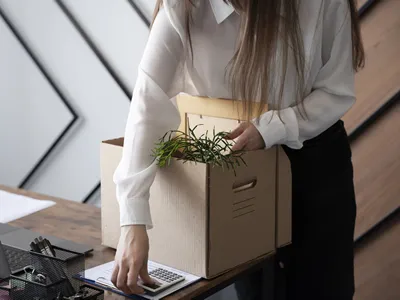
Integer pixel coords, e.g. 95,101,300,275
225,122,265,151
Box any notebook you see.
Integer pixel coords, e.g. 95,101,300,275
75,261,201,300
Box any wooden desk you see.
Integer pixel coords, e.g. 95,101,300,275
1,186,273,300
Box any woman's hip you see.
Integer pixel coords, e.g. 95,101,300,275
282,120,353,188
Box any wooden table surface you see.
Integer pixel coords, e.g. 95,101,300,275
1,185,268,300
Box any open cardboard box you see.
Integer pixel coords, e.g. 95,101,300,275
101,94,292,278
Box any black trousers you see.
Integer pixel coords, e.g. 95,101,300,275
235,120,357,300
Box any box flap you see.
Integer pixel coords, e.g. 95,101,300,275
176,94,267,133
102,137,124,147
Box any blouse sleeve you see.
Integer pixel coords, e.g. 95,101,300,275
113,2,184,229
253,0,356,149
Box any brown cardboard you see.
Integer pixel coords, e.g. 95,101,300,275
101,94,292,278
100,137,124,250
101,139,276,278
175,94,267,133
179,94,292,248
207,150,276,277
147,158,209,276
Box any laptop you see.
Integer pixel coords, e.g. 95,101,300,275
0,223,93,255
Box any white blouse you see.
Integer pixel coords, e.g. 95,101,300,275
113,0,356,228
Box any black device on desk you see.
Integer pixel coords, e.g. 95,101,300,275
0,224,93,255
0,241,11,280
0,241,12,299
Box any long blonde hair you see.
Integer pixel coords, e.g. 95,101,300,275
153,0,365,121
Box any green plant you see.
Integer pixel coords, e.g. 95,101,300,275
152,125,247,175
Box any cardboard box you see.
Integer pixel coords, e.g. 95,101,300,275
101,95,292,278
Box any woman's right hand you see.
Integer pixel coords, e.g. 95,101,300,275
111,225,154,295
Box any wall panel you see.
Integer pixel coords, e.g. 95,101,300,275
0,0,130,201
62,0,149,92
0,15,73,187
354,213,400,300
352,101,400,238
344,0,400,134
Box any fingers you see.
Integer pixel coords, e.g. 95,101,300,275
225,123,247,140
127,266,145,295
231,136,247,151
113,261,146,295
113,225,150,295
231,123,265,151
116,262,130,294
139,260,154,285
111,263,119,287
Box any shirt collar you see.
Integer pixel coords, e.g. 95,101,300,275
209,0,235,24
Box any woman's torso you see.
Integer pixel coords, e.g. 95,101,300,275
172,0,327,106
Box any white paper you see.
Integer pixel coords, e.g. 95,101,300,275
0,190,56,223
83,261,201,300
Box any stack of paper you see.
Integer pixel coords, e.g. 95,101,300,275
0,190,55,223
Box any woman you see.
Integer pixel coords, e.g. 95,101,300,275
111,0,364,299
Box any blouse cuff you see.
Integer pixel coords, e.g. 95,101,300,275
252,107,303,149
119,197,153,230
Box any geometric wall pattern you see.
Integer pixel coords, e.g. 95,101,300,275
0,0,155,204
0,9,77,188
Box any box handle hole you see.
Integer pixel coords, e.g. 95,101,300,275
232,178,257,193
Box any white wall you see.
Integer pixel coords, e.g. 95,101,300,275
0,1,238,298
0,14,73,187
135,0,158,22
0,0,146,202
